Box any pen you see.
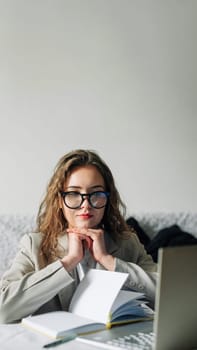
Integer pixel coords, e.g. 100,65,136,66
43,333,76,348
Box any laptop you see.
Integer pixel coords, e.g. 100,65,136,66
76,245,197,350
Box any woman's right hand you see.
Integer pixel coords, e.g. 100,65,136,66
60,231,91,272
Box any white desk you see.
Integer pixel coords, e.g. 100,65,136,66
0,321,153,350
0,324,96,350
0,324,93,350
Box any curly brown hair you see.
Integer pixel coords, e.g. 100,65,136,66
36,149,131,262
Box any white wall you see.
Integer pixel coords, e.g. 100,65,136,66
0,0,197,216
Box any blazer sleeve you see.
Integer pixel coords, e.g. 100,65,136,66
0,233,74,323
114,234,158,306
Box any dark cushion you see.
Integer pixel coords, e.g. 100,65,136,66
146,225,197,262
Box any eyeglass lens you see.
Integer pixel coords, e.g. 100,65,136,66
64,191,108,209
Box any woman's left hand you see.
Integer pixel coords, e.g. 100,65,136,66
66,227,115,271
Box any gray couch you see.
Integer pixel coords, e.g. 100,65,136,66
0,212,197,277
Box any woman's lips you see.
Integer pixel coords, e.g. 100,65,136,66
79,213,93,219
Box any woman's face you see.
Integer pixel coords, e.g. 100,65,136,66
60,165,106,229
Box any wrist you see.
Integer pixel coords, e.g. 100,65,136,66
60,256,79,272
99,254,115,271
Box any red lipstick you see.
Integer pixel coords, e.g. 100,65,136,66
79,213,93,219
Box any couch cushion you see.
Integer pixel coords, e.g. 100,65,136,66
0,215,35,277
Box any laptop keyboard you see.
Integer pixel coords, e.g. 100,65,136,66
95,331,155,350
78,331,155,350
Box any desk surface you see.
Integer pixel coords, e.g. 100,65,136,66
0,321,153,350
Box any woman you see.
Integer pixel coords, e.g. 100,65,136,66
0,149,157,323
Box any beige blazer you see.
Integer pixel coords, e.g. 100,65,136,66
0,231,157,323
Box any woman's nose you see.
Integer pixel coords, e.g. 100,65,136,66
81,197,91,208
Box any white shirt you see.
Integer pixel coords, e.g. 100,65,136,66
77,249,96,281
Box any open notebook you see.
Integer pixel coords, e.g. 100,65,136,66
77,244,197,350
21,269,153,339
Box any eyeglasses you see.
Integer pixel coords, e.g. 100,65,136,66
60,191,109,209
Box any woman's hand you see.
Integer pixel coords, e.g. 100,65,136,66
66,227,115,271
60,231,90,272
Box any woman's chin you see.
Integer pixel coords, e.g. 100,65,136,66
76,220,98,229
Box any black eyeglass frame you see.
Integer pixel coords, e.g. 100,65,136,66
60,190,110,209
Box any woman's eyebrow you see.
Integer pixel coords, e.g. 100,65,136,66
65,185,105,190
